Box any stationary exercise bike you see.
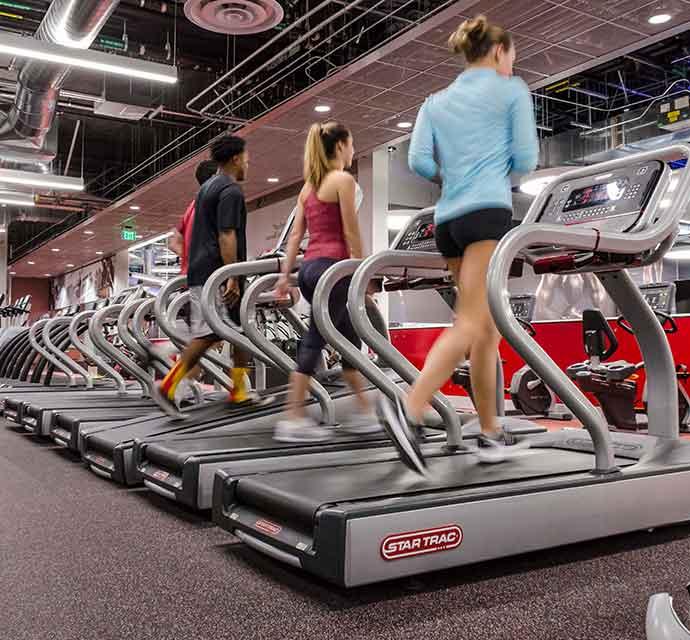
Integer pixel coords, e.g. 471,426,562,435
453,294,571,420
567,283,690,432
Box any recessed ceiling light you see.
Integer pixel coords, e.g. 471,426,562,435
66,263,74,268
649,13,672,24
27,261,34,265
314,105,331,113
51,248,60,252
267,177,279,183
397,121,413,129
96,251,103,255
44,273,51,277
84,230,94,235
129,205,141,211
9,271,15,275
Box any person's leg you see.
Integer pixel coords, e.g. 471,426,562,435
275,260,332,442
406,256,473,422
462,240,502,436
159,336,215,402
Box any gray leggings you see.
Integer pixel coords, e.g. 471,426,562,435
296,258,361,376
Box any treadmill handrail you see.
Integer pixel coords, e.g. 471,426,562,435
89,304,153,397
132,298,173,377
28,318,77,386
154,277,232,391
117,298,152,364
42,316,92,388
311,259,416,420
69,309,128,394
240,272,336,425
487,144,690,473
347,251,462,442
200,257,300,368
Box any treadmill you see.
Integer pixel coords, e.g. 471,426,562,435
3,292,162,434
133,211,545,511
212,145,690,587
78,244,399,487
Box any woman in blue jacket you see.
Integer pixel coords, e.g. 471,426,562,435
379,15,539,470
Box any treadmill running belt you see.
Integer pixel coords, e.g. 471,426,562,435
234,449,636,530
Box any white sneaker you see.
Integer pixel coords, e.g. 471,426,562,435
342,411,384,435
274,417,333,443
476,434,531,465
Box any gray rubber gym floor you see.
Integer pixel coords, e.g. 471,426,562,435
2,421,690,640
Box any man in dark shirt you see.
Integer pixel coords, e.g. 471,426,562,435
155,135,253,416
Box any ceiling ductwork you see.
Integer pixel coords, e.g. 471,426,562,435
0,0,120,160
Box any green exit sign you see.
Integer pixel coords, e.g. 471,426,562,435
121,228,137,241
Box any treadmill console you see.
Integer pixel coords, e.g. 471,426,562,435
509,295,536,323
639,282,676,314
537,160,663,232
393,211,437,253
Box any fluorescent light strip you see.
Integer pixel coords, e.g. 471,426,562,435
0,32,177,85
0,195,34,207
0,168,83,191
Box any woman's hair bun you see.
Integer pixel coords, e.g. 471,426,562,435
448,15,511,63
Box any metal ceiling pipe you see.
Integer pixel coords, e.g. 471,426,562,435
0,0,120,152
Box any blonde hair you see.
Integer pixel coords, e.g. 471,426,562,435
303,121,351,189
448,15,512,63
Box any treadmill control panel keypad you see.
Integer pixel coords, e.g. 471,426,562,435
509,295,536,323
394,211,437,252
537,160,663,232
639,282,676,314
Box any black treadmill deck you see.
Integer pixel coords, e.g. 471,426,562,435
232,448,639,529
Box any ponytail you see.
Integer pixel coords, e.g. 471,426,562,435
303,120,351,189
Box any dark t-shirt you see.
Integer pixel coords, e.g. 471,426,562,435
187,174,247,287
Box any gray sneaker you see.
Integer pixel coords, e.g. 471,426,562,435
476,431,531,464
342,411,384,435
274,417,333,443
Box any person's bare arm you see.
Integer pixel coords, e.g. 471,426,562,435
276,194,307,295
218,229,240,303
337,173,363,259
169,230,184,257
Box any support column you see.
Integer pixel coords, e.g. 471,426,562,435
112,248,130,295
357,149,390,321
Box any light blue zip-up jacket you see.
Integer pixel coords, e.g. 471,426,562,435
409,68,539,225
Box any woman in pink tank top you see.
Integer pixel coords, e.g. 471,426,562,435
274,121,381,443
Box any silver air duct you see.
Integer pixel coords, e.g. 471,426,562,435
0,0,120,154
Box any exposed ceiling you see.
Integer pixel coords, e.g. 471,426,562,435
9,0,690,278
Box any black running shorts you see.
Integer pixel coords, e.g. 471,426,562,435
435,208,513,259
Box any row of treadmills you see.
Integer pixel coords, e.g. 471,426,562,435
5,150,690,635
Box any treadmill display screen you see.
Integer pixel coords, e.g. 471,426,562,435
643,290,670,312
564,178,628,212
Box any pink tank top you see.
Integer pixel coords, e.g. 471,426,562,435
303,190,350,261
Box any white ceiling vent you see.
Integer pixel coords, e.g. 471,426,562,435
184,0,284,35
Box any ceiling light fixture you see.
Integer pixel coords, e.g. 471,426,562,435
649,13,672,25
0,168,83,192
129,205,141,211
51,248,60,252
96,251,103,255
397,122,413,129
44,273,51,277
127,231,173,252
66,263,74,268
84,230,95,235
314,105,331,113
0,194,35,207
9,271,15,275
27,261,35,265
0,31,178,84
267,177,279,183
